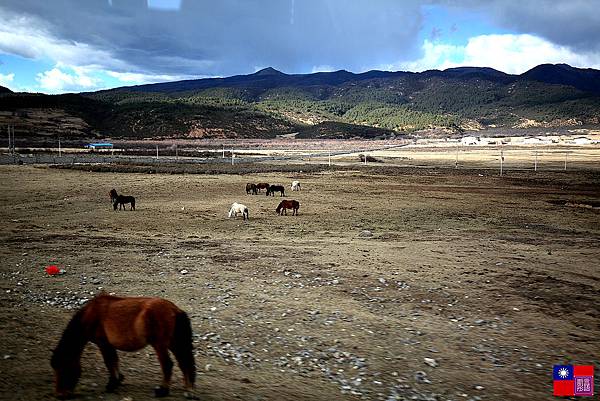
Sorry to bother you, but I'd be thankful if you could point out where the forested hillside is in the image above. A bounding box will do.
[1,64,599,139]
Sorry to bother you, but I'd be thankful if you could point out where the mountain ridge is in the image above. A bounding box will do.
[2,64,599,140]
[96,64,600,95]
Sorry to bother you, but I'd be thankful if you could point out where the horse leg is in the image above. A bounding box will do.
[153,346,173,397]
[98,342,124,392]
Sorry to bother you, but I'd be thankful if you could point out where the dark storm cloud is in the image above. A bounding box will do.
[441,0,600,52]
[0,0,425,76]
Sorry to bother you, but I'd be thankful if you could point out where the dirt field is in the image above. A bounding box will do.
[0,164,599,401]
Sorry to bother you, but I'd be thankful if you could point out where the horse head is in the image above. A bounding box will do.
[109,189,118,203]
[50,309,87,398]
[51,349,82,399]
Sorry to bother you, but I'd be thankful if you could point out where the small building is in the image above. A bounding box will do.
[573,137,591,145]
[85,143,113,150]
[461,136,479,146]
[523,137,551,145]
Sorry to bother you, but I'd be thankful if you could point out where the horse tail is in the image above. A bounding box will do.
[244,207,249,220]
[172,311,196,385]
[131,197,135,211]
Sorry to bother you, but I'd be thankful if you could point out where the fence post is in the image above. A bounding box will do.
[455,143,459,169]
[534,147,538,172]
[328,150,331,167]
[499,147,504,176]
[231,150,234,165]
[156,145,159,160]
[564,152,568,171]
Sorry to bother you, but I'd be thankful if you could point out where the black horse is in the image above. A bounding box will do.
[267,185,285,197]
[110,189,136,211]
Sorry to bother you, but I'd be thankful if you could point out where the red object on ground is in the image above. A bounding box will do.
[45,265,60,275]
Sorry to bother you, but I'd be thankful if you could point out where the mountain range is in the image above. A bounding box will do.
[1,63,599,140]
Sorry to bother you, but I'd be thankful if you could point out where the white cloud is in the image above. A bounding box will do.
[461,34,600,73]
[392,34,600,74]
[36,65,101,93]
[0,9,129,72]
[106,71,197,85]
[0,72,15,87]
[311,65,335,73]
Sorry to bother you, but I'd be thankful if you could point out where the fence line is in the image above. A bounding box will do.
[1,144,599,172]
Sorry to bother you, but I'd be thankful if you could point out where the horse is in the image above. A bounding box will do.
[111,189,136,211]
[228,202,249,220]
[245,183,257,195]
[267,185,285,197]
[50,293,196,399]
[276,200,300,216]
[291,181,301,191]
[109,189,118,203]
[255,183,270,193]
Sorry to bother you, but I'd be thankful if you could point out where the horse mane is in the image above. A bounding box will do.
[51,306,89,369]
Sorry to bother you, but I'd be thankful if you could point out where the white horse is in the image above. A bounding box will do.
[291,180,301,191]
[228,202,249,220]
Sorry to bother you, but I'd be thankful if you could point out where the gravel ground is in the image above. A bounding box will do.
[0,164,599,401]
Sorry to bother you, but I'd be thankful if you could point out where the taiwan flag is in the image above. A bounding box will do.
[554,365,574,396]
[553,365,595,397]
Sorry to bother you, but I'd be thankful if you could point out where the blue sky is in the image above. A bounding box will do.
[1,0,599,94]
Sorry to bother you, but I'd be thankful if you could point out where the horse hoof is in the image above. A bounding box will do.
[106,376,123,392]
[154,386,170,397]
[184,391,200,400]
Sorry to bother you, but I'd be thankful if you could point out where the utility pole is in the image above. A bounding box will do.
[499,146,504,176]
[328,150,331,167]
[156,144,159,160]
[7,125,15,154]
[231,150,234,165]
[564,152,568,171]
[58,136,62,157]
[222,144,225,158]
[534,146,538,172]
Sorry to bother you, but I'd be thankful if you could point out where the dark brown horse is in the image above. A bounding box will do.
[245,183,257,195]
[255,183,270,193]
[267,185,285,197]
[50,293,196,399]
[110,189,136,211]
[109,189,120,204]
[276,200,300,215]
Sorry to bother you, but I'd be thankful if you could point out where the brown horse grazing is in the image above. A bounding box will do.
[276,200,300,215]
[50,293,196,399]
[255,183,270,193]
[245,183,257,195]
